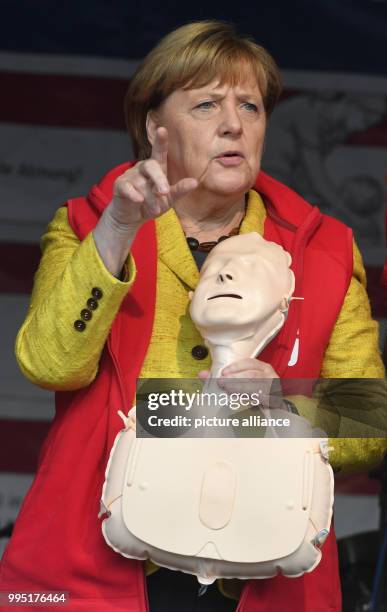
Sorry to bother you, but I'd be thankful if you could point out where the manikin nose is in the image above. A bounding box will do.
[218,273,234,283]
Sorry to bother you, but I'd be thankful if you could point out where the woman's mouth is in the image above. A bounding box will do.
[215,152,244,166]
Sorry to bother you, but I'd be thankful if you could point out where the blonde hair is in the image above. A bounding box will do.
[124,21,282,159]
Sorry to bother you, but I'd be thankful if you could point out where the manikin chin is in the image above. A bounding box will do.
[189,232,296,379]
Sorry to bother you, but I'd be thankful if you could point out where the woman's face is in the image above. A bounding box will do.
[147,69,266,198]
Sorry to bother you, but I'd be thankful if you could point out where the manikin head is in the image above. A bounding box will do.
[189,233,295,357]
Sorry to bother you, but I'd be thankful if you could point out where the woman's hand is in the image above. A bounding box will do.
[93,126,198,277]
[107,127,198,230]
[198,358,285,410]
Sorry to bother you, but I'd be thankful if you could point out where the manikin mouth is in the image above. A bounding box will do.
[207,293,242,300]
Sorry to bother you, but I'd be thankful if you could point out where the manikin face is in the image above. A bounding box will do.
[190,233,294,338]
[147,68,266,198]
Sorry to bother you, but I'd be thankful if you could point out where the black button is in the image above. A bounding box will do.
[81,308,92,321]
[191,345,208,360]
[74,320,86,332]
[87,298,99,310]
[91,287,103,299]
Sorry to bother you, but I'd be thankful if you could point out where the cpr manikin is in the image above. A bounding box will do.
[99,233,334,585]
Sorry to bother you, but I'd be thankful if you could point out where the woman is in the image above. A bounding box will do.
[0,20,386,612]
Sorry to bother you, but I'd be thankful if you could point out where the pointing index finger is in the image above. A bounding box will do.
[151,127,168,172]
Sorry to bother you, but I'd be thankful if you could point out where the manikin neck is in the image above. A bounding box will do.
[205,313,285,391]
[202,311,286,385]
[207,341,258,380]
[202,337,262,398]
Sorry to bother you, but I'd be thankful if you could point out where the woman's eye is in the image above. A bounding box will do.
[242,103,258,112]
[195,101,215,110]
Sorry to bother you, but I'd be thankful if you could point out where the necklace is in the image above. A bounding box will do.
[186,226,241,252]
[185,208,246,253]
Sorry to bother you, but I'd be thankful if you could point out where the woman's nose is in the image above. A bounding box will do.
[218,105,243,135]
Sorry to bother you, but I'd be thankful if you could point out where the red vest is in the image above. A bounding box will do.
[0,164,352,611]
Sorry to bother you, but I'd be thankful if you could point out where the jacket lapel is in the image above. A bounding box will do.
[156,207,200,290]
